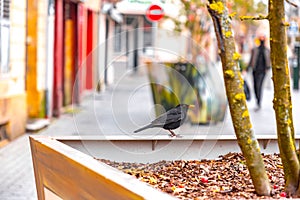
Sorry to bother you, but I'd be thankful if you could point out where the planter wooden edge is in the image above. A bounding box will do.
[29,136,177,200]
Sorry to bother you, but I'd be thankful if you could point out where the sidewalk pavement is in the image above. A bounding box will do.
[1,62,300,199]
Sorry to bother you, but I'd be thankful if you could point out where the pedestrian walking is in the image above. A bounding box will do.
[248,35,271,111]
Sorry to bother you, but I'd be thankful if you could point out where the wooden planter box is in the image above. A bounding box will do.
[30,135,286,199]
[29,136,177,200]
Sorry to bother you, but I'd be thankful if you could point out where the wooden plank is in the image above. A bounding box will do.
[29,136,176,200]
[30,136,46,200]
[53,134,300,141]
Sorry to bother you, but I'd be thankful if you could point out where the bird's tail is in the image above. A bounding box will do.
[134,124,152,133]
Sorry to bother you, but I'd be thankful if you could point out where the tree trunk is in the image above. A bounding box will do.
[268,0,300,195]
[207,0,270,196]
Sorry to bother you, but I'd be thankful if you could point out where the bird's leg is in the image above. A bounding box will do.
[168,130,177,137]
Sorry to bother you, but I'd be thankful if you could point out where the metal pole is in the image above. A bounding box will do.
[104,17,109,84]
[294,44,300,90]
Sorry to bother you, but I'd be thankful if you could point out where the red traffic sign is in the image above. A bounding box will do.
[146,4,164,22]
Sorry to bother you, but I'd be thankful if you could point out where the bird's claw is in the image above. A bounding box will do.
[168,134,182,138]
[168,130,177,137]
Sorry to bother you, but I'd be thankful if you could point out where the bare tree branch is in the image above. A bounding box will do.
[286,0,298,8]
[240,14,269,21]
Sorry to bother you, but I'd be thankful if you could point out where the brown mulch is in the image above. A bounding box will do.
[97,153,288,199]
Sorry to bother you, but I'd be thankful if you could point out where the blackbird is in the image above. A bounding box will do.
[134,104,193,137]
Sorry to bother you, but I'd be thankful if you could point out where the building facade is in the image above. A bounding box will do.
[0,0,27,140]
[0,0,102,141]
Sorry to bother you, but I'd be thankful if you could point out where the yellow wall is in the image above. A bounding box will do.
[26,0,48,118]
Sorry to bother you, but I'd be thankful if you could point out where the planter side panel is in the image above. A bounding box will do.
[29,136,150,200]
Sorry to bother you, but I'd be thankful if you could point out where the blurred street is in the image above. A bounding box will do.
[1,61,300,199]
[1,0,300,198]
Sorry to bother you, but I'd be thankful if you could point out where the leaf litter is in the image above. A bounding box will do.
[98,152,287,199]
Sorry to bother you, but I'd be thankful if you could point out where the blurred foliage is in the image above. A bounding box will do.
[165,0,268,41]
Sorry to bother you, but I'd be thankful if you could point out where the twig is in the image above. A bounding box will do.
[286,0,298,8]
[240,14,269,21]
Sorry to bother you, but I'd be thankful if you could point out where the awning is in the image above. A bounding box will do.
[102,3,124,23]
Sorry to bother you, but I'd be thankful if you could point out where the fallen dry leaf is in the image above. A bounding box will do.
[98,153,288,199]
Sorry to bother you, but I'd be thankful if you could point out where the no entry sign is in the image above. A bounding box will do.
[146,4,164,22]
